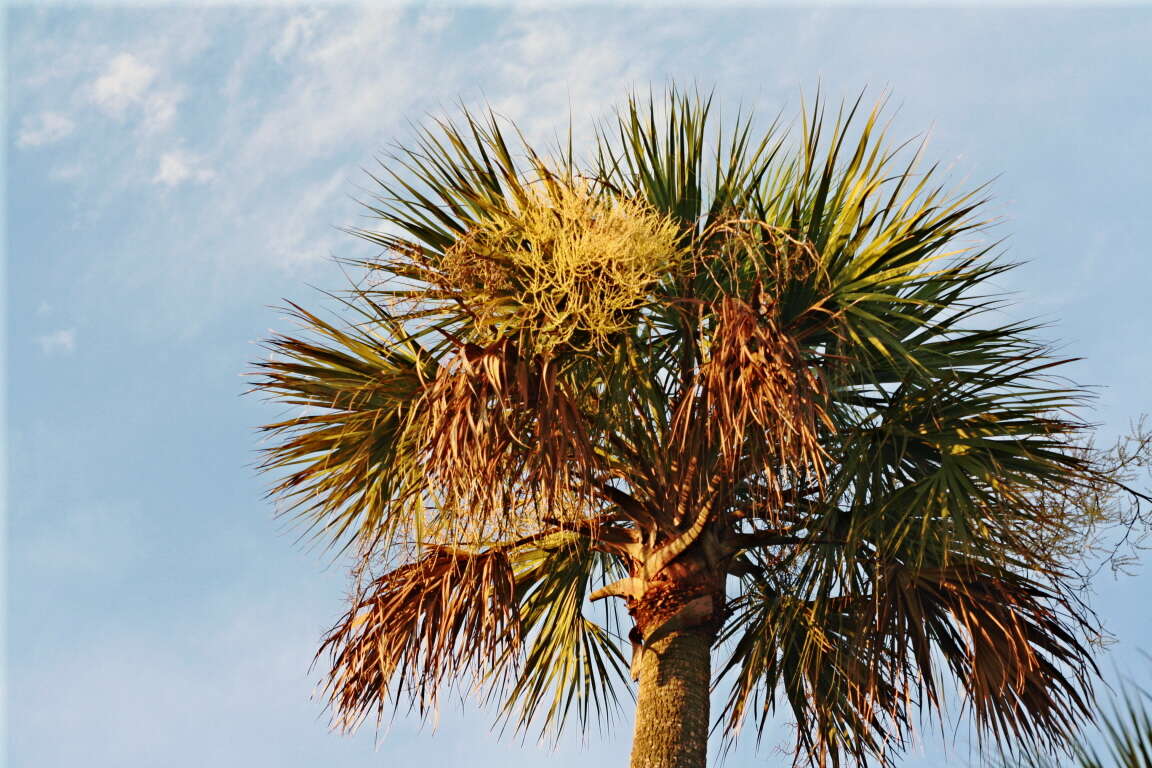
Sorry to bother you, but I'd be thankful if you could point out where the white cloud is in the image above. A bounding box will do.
[36,328,76,356]
[91,53,155,115]
[266,169,349,272]
[482,15,657,148]
[90,52,181,132]
[17,111,75,148]
[153,150,216,187]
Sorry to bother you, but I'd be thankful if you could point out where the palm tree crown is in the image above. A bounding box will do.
[254,90,1114,767]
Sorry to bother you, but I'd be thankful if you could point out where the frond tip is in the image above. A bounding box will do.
[319,547,520,730]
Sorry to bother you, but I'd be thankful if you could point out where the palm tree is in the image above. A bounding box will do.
[253,90,1127,768]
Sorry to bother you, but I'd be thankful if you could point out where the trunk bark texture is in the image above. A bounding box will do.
[629,628,712,768]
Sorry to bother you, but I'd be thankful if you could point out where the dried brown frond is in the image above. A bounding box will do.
[414,337,598,536]
[318,547,520,731]
[702,295,830,512]
[722,553,1097,768]
[872,560,1096,753]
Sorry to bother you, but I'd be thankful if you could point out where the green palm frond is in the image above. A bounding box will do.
[255,299,433,551]
[495,537,631,738]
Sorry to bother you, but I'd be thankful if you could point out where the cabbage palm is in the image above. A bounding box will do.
[254,91,1115,768]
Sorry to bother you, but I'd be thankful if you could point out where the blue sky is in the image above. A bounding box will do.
[6,5,1152,768]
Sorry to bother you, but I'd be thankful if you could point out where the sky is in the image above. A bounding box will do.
[5,5,1152,768]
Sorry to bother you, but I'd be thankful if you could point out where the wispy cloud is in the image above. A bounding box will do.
[236,9,407,165]
[142,90,181,133]
[271,9,326,62]
[481,13,670,148]
[90,52,181,132]
[49,163,85,182]
[36,328,76,356]
[264,169,349,272]
[153,150,215,187]
[416,9,454,35]
[17,111,75,148]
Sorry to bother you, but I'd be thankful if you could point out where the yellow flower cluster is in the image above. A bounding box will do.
[443,181,682,355]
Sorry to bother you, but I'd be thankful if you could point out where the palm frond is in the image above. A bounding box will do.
[254,300,431,552]
[494,537,631,738]
[721,554,1096,766]
[992,671,1152,768]
[318,546,520,730]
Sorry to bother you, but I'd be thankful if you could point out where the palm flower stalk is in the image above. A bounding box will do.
[253,90,1137,768]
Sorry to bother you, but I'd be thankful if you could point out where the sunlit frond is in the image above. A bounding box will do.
[992,671,1152,768]
[721,554,1096,766]
[254,301,432,551]
[319,547,520,729]
[494,537,631,737]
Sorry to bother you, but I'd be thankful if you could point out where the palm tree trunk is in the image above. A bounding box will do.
[629,628,712,768]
